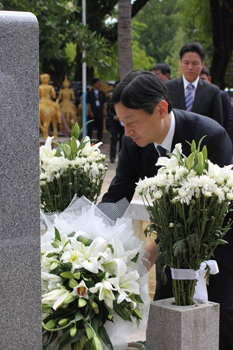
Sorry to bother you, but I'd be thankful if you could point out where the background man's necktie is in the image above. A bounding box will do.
[185,83,195,111]
[157,145,167,157]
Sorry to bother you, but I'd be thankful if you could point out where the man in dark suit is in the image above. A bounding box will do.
[165,43,223,126]
[107,81,124,163]
[102,70,233,350]
[152,63,171,82]
[200,65,232,131]
[86,78,107,142]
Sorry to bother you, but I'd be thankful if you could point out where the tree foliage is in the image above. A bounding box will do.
[1,0,232,87]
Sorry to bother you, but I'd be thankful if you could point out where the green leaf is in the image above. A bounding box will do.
[216,239,228,245]
[195,163,204,175]
[197,135,207,152]
[77,235,93,246]
[83,338,93,350]
[96,271,106,282]
[68,231,76,237]
[69,278,78,288]
[71,123,80,139]
[173,240,186,256]
[131,252,139,263]
[55,227,61,242]
[55,149,63,157]
[202,145,208,161]
[71,135,78,157]
[197,152,203,165]
[113,302,132,322]
[191,139,196,153]
[98,325,113,350]
[75,311,84,322]
[185,152,195,170]
[45,319,56,329]
[60,271,73,279]
[132,308,143,320]
[134,294,144,304]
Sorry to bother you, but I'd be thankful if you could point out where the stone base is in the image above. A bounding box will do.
[146,298,219,350]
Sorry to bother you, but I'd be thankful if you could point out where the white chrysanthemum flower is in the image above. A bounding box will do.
[227,193,233,201]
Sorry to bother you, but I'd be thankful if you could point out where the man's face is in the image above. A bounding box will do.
[200,73,211,83]
[152,69,169,82]
[180,52,204,83]
[94,81,101,89]
[114,101,170,147]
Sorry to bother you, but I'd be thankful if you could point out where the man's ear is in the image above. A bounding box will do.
[158,100,168,118]
[208,76,212,83]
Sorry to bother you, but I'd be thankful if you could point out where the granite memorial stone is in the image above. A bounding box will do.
[0,11,41,350]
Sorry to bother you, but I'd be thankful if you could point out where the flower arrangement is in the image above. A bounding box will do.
[41,198,148,350]
[40,123,108,213]
[136,138,233,306]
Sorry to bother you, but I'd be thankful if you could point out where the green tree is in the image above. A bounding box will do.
[133,0,180,65]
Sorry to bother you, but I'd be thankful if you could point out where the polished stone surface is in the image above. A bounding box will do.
[0,11,41,350]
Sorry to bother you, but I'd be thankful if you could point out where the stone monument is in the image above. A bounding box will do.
[0,11,41,350]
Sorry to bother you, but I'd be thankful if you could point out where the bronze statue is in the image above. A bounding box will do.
[39,73,61,139]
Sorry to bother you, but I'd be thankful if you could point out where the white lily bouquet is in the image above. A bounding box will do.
[40,123,108,213]
[136,138,233,306]
[41,197,149,350]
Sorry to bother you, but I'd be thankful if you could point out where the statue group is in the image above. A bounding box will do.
[39,74,85,139]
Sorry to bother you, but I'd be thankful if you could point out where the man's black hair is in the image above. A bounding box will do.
[110,70,172,113]
[92,78,100,86]
[200,65,210,77]
[152,63,171,76]
[179,43,206,62]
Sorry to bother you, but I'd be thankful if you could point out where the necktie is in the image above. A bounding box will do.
[185,83,195,111]
[157,145,167,157]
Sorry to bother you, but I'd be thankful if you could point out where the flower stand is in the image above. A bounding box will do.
[146,298,219,350]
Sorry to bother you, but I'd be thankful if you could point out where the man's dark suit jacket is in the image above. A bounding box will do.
[102,109,233,273]
[220,90,232,130]
[165,77,223,126]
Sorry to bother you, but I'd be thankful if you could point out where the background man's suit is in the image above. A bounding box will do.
[102,109,233,350]
[86,88,106,141]
[165,77,223,126]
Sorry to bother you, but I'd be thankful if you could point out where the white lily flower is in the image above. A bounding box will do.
[109,260,140,307]
[156,156,179,169]
[89,276,118,308]
[81,136,103,157]
[42,286,74,310]
[40,136,55,159]
[61,236,107,274]
[41,272,62,292]
[72,280,89,299]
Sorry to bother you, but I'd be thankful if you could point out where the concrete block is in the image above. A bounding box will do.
[146,298,219,350]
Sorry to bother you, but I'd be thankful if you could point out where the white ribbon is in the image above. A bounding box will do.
[171,268,198,280]
[171,260,219,301]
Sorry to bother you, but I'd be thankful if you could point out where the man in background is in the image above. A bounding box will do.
[200,65,232,131]
[87,78,107,142]
[152,63,170,82]
[107,80,124,163]
[165,42,223,126]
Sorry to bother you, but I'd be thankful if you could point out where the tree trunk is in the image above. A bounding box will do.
[210,0,233,89]
[118,0,133,79]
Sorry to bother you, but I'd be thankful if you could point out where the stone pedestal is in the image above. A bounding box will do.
[0,11,40,350]
[146,298,219,350]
